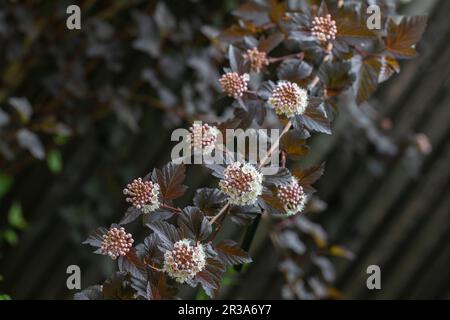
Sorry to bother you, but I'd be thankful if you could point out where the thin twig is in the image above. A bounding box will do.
[210,203,230,225]
[268,52,304,63]
[161,203,182,213]
[259,120,292,168]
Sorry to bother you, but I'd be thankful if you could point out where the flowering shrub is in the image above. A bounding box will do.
[76,0,426,300]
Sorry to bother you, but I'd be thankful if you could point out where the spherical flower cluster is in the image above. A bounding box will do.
[100,227,134,260]
[163,239,206,283]
[219,162,263,206]
[123,178,160,213]
[244,47,269,73]
[187,122,220,154]
[277,178,308,216]
[219,72,249,98]
[311,14,337,42]
[269,81,308,118]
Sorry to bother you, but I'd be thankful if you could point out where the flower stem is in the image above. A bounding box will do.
[161,204,182,213]
[259,120,292,168]
[210,202,230,225]
[268,52,304,63]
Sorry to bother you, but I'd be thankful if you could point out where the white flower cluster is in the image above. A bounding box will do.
[163,239,206,283]
[311,14,337,42]
[100,227,134,260]
[187,122,220,154]
[277,178,308,216]
[269,81,308,118]
[123,178,160,213]
[244,47,269,73]
[219,72,249,98]
[219,162,263,206]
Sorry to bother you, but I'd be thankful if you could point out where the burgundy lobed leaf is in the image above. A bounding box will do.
[118,249,146,281]
[263,167,292,186]
[293,162,325,193]
[152,162,188,202]
[82,226,108,249]
[215,239,252,266]
[178,206,212,242]
[147,220,181,251]
[257,31,284,53]
[385,16,427,59]
[229,204,261,226]
[102,272,136,300]
[119,207,143,225]
[280,129,310,159]
[295,102,331,135]
[190,257,226,299]
[74,285,103,300]
[193,188,228,216]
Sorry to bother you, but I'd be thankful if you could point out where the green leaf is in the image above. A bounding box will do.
[386,16,427,59]
[53,133,70,145]
[195,287,209,300]
[0,173,13,198]
[8,202,27,230]
[221,267,237,286]
[3,229,18,245]
[0,294,11,300]
[46,149,63,174]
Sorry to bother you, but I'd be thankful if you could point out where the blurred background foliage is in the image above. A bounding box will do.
[0,0,448,299]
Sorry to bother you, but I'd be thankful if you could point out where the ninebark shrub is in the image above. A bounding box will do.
[76,0,426,300]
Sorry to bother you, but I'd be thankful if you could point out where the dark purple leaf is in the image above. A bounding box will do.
[82,227,108,248]
[263,167,292,186]
[385,16,427,58]
[178,206,212,242]
[215,239,252,266]
[277,59,312,82]
[119,207,142,225]
[74,285,103,300]
[193,188,227,216]
[293,163,325,193]
[102,272,136,300]
[190,258,226,298]
[152,162,188,202]
[118,249,146,280]
[147,221,180,251]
